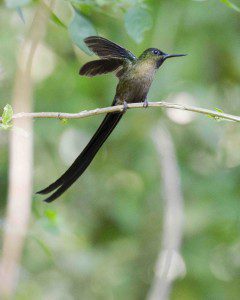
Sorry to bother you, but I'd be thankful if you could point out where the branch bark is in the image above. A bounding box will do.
[1,101,240,123]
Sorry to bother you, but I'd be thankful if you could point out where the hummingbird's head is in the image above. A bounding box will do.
[139,48,186,69]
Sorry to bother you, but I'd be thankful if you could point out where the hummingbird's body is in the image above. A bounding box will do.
[115,59,156,104]
[38,36,185,202]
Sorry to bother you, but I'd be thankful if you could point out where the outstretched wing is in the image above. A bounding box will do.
[79,58,123,77]
[84,36,137,62]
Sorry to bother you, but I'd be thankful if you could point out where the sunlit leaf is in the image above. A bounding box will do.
[43,209,60,234]
[207,108,225,121]
[60,118,68,124]
[44,209,57,223]
[68,9,97,54]
[77,3,94,15]
[50,11,67,28]
[124,7,153,43]
[220,0,240,12]
[1,104,13,129]
[215,107,224,113]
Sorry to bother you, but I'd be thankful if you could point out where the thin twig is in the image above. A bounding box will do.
[1,101,240,123]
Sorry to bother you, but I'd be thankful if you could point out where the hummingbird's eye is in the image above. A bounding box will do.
[153,49,159,55]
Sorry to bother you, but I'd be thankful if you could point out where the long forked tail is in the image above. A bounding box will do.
[37,112,123,202]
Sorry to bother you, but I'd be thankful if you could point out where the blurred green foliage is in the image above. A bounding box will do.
[220,0,240,13]
[0,0,240,299]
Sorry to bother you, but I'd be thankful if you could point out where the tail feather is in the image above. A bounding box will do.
[37,112,123,202]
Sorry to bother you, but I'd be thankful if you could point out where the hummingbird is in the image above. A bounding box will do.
[37,36,186,202]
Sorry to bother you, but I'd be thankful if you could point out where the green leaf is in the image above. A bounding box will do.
[215,107,224,113]
[50,11,67,28]
[124,7,153,43]
[207,108,224,121]
[5,0,30,9]
[207,114,220,120]
[220,0,240,12]
[43,209,60,235]
[76,3,94,16]
[60,118,68,125]
[44,209,57,223]
[68,9,97,54]
[2,104,13,124]
[41,2,67,28]
[1,104,13,129]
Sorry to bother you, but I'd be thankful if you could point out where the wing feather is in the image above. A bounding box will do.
[79,59,124,77]
[84,36,136,62]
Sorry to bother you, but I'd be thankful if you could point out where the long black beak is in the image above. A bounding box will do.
[163,53,187,60]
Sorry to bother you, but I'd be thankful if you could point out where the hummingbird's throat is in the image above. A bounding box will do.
[134,60,157,77]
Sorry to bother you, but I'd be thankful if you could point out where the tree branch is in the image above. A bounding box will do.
[1,101,240,123]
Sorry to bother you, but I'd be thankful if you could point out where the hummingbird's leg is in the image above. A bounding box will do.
[143,99,149,108]
[123,100,128,113]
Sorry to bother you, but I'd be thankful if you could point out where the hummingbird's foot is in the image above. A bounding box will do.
[143,100,149,108]
[123,101,128,113]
